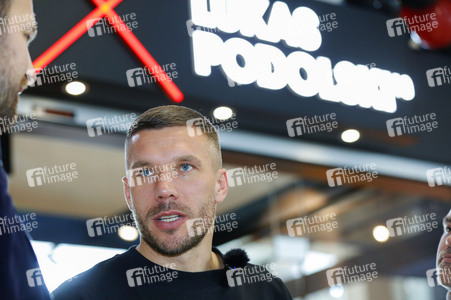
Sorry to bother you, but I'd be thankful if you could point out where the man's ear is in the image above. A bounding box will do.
[215,168,228,204]
[122,176,132,211]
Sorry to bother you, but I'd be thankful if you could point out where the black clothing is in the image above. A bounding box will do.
[52,246,293,300]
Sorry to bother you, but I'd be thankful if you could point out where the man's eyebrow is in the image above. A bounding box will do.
[176,155,202,166]
[130,160,152,170]
[443,216,451,225]
[130,155,202,170]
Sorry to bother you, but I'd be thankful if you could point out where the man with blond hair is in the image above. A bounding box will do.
[53,105,292,299]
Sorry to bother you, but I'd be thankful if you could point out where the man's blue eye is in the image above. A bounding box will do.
[180,164,193,172]
[141,168,153,177]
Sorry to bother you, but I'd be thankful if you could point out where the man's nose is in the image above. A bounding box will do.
[154,173,177,201]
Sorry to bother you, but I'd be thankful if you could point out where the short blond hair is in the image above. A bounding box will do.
[125,105,221,169]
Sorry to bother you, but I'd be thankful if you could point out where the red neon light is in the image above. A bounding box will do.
[33,0,184,103]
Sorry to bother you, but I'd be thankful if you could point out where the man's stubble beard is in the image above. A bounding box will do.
[133,192,217,257]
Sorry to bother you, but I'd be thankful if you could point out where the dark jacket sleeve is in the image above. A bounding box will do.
[0,162,50,300]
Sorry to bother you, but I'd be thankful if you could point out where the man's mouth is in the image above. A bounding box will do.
[443,254,451,263]
[438,252,451,266]
[158,215,183,222]
[153,211,187,230]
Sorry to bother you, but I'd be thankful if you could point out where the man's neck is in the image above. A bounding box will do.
[136,237,224,272]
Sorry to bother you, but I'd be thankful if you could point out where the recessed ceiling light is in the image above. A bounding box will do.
[118,225,139,241]
[329,284,344,298]
[65,81,87,96]
[341,129,360,143]
[213,106,234,120]
[372,225,389,242]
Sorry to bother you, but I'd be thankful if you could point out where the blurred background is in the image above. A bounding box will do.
[5,0,451,298]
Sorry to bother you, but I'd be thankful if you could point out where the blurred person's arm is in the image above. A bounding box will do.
[0,160,50,299]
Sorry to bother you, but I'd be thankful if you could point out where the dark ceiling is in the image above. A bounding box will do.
[25,0,451,166]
